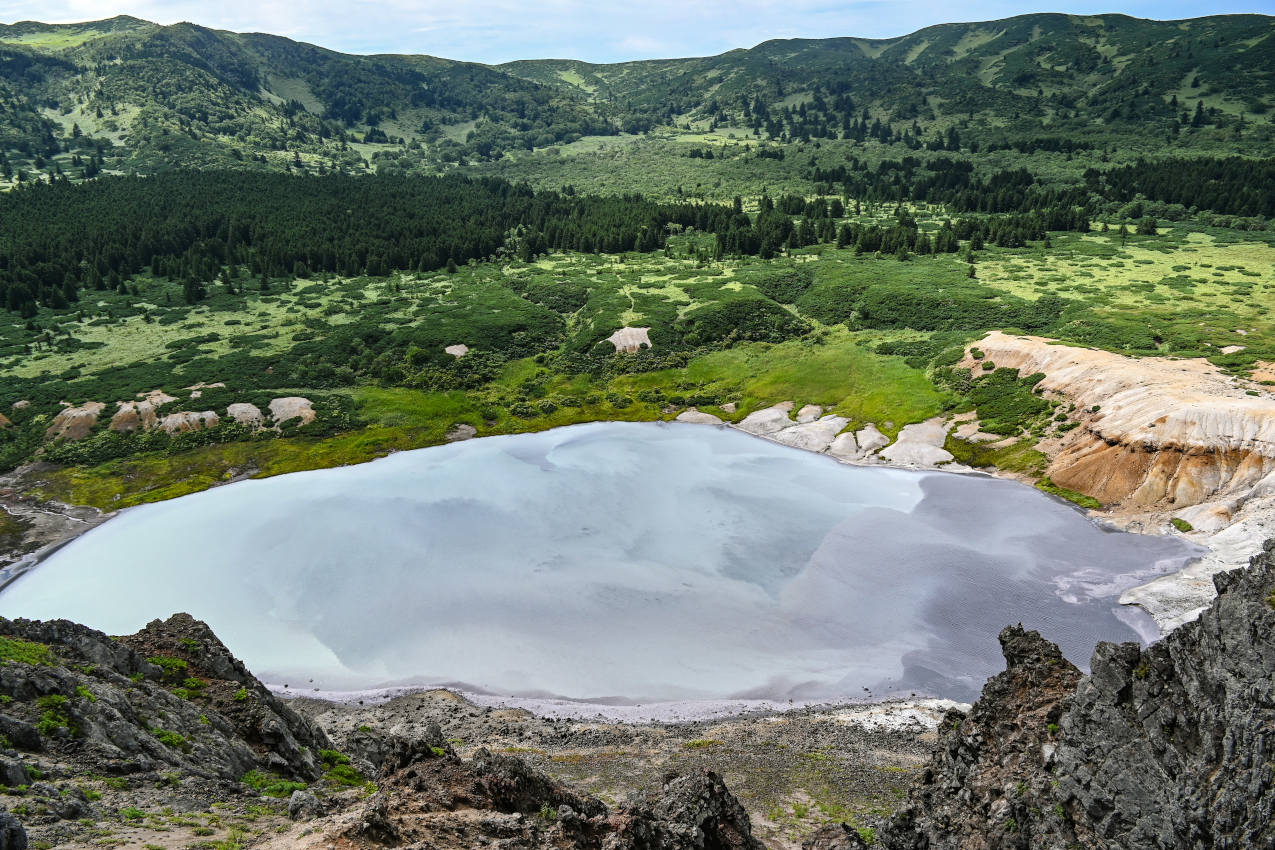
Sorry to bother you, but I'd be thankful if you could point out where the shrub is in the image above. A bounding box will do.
[318,749,349,767]
[36,694,73,736]
[323,764,365,787]
[1037,477,1102,510]
[1170,517,1194,533]
[0,636,53,666]
[147,656,188,680]
[966,368,1051,436]
[241,770,307,798]
[151,728,190,752]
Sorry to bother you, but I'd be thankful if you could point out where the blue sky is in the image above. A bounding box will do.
[1,0,1269,63]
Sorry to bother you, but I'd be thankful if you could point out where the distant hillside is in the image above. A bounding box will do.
[0,13,1271,182]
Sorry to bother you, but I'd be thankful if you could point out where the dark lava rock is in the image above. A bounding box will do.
[803,822,871,849]
[287,788,324,820]
[0,613,329,785]
[0,756,29,788]
[0,812,26,850]
[880,538,1275,850]
[346,738,763,849]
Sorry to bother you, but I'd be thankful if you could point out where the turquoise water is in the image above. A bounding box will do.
[0,422,1199,703]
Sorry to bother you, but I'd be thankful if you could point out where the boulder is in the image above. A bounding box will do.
[0,757,29,788]
[109,400,158,433]
[736,402,795,436]
[445,423,478,441]
[287,789,324,820]
[44,402,105,441]
[675,408,723,425]
[796,404,823,423]
[855,424,889,456]
[0,812,26,850]
[158,411,219,434]
[226,403,264,429]
[804,823,870,849]
[269,397,316,427]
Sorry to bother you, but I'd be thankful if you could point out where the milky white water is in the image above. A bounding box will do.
[0,422,1201,703]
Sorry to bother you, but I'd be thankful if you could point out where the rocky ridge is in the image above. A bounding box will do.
[3,613,848,849]
[879,538,1275,850]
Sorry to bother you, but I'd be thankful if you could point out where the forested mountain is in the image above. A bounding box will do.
[0,12,1271,179]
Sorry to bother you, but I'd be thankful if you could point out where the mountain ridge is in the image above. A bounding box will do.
[0,11,1270,179]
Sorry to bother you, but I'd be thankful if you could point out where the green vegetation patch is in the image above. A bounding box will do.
[241,770,307,798]
[1037,477,1103,510]
[0,635,54,666]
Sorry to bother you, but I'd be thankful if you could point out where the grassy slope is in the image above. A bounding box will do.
[16,211,1275,511]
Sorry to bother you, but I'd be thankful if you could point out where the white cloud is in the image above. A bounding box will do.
[0,0,1267,63]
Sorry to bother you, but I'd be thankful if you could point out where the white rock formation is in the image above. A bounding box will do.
[227,403,265,429]
[606,327,652,353]
[967,331,1275,508]
[445,344,470,358]
[269,397,316,427]
[736,402,796,436]
[879,420,954,467]
[158,411,219,434]
[110,400,160,433]
[675,409,723,425]
[45,402,106,440]
[796,404,823,423]
[772,415,851,452]
[855,425,890,456]
[827,432,861,461]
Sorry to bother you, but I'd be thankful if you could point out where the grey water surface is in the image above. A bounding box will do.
[0,421,1201,703]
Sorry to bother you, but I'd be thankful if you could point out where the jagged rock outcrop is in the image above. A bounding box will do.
[337,737,764,850]
[0,613,328,784]
[881,539,1275,850]
[967,332,1275,510]
[3,612,768,850]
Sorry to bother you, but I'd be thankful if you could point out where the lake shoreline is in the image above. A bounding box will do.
[0,413,1243,721]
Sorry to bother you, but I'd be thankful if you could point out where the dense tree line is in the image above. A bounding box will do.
[1093,156,1275,218]
[0,172,793,315]
[809,156,1092,216]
